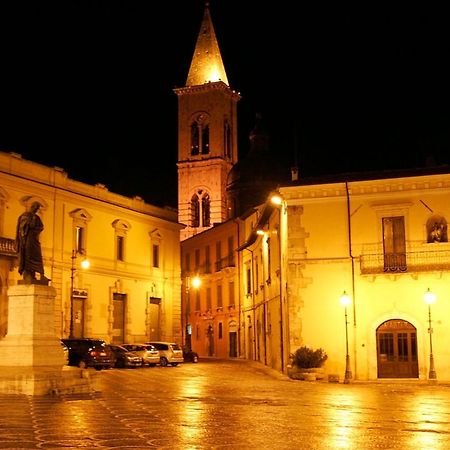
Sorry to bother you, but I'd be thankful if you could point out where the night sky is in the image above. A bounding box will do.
[1,1,449,208]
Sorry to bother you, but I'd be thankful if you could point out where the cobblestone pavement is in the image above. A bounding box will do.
[1,359,450,449]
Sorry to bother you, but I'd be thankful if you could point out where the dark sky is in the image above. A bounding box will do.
[1,1,449,208]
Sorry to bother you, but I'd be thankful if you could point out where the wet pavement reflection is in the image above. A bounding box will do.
[1,359,450,449]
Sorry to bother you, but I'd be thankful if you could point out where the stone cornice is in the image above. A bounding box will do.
[173,81,241,101]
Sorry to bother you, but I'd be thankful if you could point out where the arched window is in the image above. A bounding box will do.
[202,194,210,227]
[191,121,199,155]
[224,120,232,159]
[201,125,210,154]
[191,190,211,228]
[191,195,199,227]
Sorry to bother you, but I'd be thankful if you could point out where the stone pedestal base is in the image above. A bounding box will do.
[0,366,99,396]
[0,284,95,395]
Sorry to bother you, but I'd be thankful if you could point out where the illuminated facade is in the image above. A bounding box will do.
[181,219,240,358]
[175,3,240,241]
[0,151,182,344]
[239,169,450,380]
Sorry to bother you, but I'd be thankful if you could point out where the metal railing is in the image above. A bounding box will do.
[360,245,450,274]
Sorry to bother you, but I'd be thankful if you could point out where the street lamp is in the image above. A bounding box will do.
[340,291,352,384]
[424,288,437,380]
[184,275,201,349]
[69,250,90,338]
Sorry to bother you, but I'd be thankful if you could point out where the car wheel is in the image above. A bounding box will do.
[160,357,168,367]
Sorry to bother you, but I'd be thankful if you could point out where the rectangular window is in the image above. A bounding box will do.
[185,253,191,272]
[206,287,212,311]
[76,226,85,253]
[117,236,124,261]
[229,281,235,307]
[195,290,201,312]
[205,246,211,273]
[246,267,251,295]
[227,236,234,266]
[383,216,406,272]
[152,244,159,268]
[195,249,200,271]
[217,284,223,308]
[215,241,222,271]
[267,237,271,283]
[218,322,223,339]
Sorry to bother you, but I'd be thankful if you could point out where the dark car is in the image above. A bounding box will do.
[107,344,143,368]
[183,346,199,363]
[61,338,114,370]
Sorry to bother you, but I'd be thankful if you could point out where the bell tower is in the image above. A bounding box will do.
[175,2,240,241]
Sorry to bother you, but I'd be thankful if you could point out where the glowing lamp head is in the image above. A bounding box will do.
[270,193,283,206]
[424,288,436,305]
[191,276,201,289]
[80,258,90,270]
[340,291,351,307]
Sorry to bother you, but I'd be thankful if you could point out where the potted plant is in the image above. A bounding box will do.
[288,346,328,380]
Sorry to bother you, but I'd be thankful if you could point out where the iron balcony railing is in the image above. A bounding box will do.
[360,243,450,274]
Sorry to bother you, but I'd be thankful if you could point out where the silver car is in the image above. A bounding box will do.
[145,341,184,367]
[122,344,160,367]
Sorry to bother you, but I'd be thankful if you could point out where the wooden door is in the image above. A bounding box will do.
[377,319,418,378]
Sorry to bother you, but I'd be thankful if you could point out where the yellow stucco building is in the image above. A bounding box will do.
[0,151,182,344]
[238,169,450,380]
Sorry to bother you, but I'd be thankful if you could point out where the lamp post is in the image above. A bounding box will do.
[424,288,437,380]
[340,291,352,384]
[270,192,285,372]
[184,275,200,349]
[69,250,89,339]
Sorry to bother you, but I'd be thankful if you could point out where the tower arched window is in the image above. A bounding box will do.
[190,113,210,157]
[202,194,210,227]
[224,120,232,159]
[191,194,200,227]
[191,121,199,155]
[201,125,210,154]
[191,190,211,228]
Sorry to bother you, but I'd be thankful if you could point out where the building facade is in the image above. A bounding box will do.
[181,219,240,358]
[238,169,450,380]
[0,151,182,344]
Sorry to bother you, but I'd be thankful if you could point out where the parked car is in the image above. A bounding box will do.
[121,344,160,366]
[183,346,199,363]
[107,344,143,368]
[61,338,114,370]
[145,341,184,367]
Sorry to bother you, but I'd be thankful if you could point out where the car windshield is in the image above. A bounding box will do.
[171,344,181,350]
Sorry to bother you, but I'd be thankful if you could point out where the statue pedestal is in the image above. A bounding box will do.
[0,284,98,395]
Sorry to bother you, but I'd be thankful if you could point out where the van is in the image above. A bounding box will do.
[145,341,184,366]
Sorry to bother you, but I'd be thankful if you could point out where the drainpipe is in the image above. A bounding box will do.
[344,181,357,379]
[235,218,242,358]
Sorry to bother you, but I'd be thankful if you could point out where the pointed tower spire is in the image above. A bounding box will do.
[186,2,229,86]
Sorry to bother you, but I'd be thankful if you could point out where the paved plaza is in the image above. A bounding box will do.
[1,359,450,449]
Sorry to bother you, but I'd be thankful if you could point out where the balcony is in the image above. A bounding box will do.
[360,242,450,274]
[0,237,16,256]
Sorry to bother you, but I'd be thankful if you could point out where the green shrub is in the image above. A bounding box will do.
[291,346,328,369]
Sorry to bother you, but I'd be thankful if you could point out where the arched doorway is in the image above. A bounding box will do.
[376,319,418,378]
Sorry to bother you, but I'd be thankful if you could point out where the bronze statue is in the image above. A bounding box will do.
[15,201,49,285]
